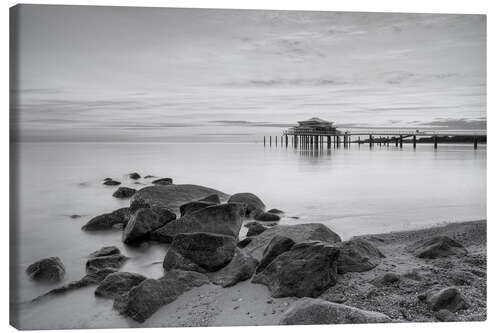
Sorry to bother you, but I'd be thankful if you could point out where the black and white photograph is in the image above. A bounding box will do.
[9,3,487,330]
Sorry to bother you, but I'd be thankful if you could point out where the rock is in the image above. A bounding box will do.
[245,223,342,260]
[228,192,266,217]
[198,194,221,204]
[179,201,216,217]
[129,172,141,180]
[114,269,210,323]
[335,239,385,274]
[424,287,469,312]
[151,207,176,225]
[151,204,244,243]
[407,236,468,259]
[435,309,457,322]
[89,246,121,258]
[70,214,81,219]
[256,235,295,274]
[82,207,131,231]
[280,298,392,325]
[95,272,147,299]
[131,184,229,213]
[252,241,340,297]
[86,254,127,273]
[103,177,112,182]
[152,177,173,185]
[246,222,267,237]
[254,211,280,222]
[122,208,173,244]
[103,179,121,186]
[237,238,253,248]
[129,198,151,213]
[144,175,155,179]
[267,208,284,214]
[370,273,400,287]
[26,257,65,282]
[163,232,237,272]
[210,249,259,287]
[112,187,137,199]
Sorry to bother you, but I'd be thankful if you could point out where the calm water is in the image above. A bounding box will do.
[12,142,486,329]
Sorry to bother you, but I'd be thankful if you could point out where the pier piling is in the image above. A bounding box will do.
[434,136,438,149]
[413,135,416,149]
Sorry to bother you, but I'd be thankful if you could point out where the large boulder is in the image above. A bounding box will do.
[407,236,468,259]
[86,254,128,273]
[95,272,147,299]
[336,239,385,274]
[114,269,210,323]
[151,203,244,243]
[112,187,137,199]
[252,241,340,297]
[424,287,469,312]
[82,207,131,231]
[209,249,259,287]
[244,223,342,260]
[179,201,216,217]
[163,232,237,273]
[122,208,175,244]
[280,298,392,325]
[228,192,265,217]
[254,211,280,222]
[130,184,229,213]
[256,235,295,274]
[26,257,65,282]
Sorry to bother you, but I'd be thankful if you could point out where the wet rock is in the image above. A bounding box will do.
[237,237,253,248]
[254,211,280,222]
[152,177,173,185]
[336,239,385,274]
[280,298,392,325]
[244,223,342,260]
[228,192,266,217]
[210,249,259,287]
[26,257,65,282]
[198,194,221,204]
[424,287,469,312]
[144,175,155,178]
[103,177,112,182]
[179,200,216,217]
[129,172,141,180]
[256,235,295,274]
[114,269,210,323]
[246,222,267,237]
[252,241,340,297]
[82,207,131,231]
[89,246,121,258]
[151,203,244,243]
[103,179,121,186]
[435,309,457,322]
[267,208,284,214]
[122,208,174,244]
[95,272,147,299]
[370,273,400,287]
[408,236,468,259]
[151,207,177,225]
[70,214,81,219]
[86,254,127,274]
[112,187,137,199]
[163,232,237,273]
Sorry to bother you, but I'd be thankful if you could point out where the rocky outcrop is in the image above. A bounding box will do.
[95,272,147,299]
[112,187,137,199]
[252,241,340,297]
[256,235,295,274]
[423,287,469,312]
[122,208,175,244]
[254,211,280,222]
[246,222,267,237]
[26,257,65,282]
[244,223,342,260]
[228,192,265,216]
[152,177,173,185]
[336,239,385,274]
[86,254,127,273]
[151,204,244,243]
[209,249,259,287]
[82,207,131,231]
[130,184,229,213]
[89,246,121,258]
[280,298,392,325]
[407,236,468,259]
[129,172,141,180]
[180,201,216,217]
[103,179,121,186]
[163,232,237,273]
[114,269,210,323]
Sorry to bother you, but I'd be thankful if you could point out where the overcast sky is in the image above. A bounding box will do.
[13,5,486,142]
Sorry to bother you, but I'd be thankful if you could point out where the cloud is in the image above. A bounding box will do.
[417,118,486,129]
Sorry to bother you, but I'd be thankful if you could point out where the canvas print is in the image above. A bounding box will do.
[10,4,486,330]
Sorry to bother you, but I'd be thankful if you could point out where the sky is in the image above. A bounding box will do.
[12,5,486,142]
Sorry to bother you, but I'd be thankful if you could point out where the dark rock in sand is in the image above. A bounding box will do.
[152,177,173,185]
[267,208,284,214]
[252,241,340,297]
[180,200,216,217]
[435,309,458,322]
[246,222,267,237]
[114,269,210,323]
[89,246,121,258]
[26,257,65,282]
[424,286,469,312]
[103,179,121,186]
[112,187,137,199]
[210,249,259,287]
[86,254,127,274]
[244,223,342,260]
[129,172,141,180]
[228,192,266,217]
[95,272,147,299]
[151,203,244,243]
[122,208,174,244]
[370,273,400,287]
[336,239,385,274]
[280,298,392,325]
[237,237,253,248]
[254,211,280,222]
[407,236,468,259]
[163,232,236,273]
[256,235,295,274]
[131,184,229,213]
[82,207,131,231]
